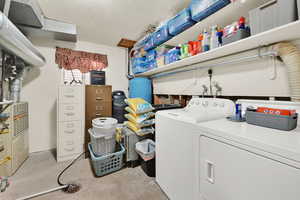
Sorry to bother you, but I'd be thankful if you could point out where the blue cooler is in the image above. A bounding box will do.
[168,8,196,36]
[190,0,231,22]
[153,26,173,46]
[129,77,152,103]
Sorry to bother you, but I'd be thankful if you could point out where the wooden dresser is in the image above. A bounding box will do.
[85,85,112,152]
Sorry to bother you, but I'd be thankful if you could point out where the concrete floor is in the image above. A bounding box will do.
[1,151,168,200]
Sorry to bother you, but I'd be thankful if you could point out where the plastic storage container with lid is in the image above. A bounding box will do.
[143,36,155,51]
[249,0,298,35]
[168,8,195,36]
[89,128,116,156]
[190,0,231,22]
[145,49,157,62]
[153,25,173,46]
[131,57,149,74]
[92,117,118,136]
[165,47,181,65]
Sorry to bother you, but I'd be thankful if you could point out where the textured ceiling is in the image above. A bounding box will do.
[37,0,191,46]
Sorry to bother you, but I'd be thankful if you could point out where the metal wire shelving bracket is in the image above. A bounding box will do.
[150,48,279,79]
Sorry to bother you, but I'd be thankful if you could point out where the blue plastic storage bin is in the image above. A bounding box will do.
[165,47,181,65]
[146,50,157,62]
[168,8,196,36]
[144,36,155,51]
[131,57,149,74]
[147,60,157,71]
[190,0,230,22]
[153,26,173,46]
[129,77,152,103]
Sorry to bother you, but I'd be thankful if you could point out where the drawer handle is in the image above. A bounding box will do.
[65,141,74,145]
[0,145,4,152]
[66,106,75,110]
[206,160,215,184]
[95,113,102,117]
[65,112,75,116]
[64,147,75,152]
[96,89,103,94]
[66,123,75,128]
[64,130,75,134]
[96,97,104,101]
[65,95,75,98]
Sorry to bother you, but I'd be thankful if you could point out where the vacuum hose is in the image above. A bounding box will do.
[274,42,300,102]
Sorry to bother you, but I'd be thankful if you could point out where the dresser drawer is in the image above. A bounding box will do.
[59,86,83,103]
[59,104,82,121]
[86,85,112,103]
[86,102,112,118]
[58,138,83,157]
[59,121,83,141]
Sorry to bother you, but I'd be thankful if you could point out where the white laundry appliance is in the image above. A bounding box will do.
[156,98,300,200]
[197,100,300,200]
[155,97,235,200]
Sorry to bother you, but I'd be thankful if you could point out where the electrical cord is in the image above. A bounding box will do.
[57,151,87,186]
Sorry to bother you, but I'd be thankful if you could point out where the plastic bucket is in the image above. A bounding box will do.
[92,117,118,136]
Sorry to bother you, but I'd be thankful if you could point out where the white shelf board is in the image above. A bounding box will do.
[135,20,300,77]
[0,100,13,105]
[167,0,270,46]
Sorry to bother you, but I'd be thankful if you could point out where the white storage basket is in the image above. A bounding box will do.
[89,128,116,156]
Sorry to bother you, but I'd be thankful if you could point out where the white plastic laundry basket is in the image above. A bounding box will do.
[89,128,116,156]
[92,117,118,136]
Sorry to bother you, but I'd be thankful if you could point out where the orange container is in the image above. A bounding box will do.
[256,107,296,116]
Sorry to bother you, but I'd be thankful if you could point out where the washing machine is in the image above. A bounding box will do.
[155,98,235,200]
[197,100,300,200]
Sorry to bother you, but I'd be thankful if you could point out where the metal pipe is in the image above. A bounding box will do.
[151,51,278,79]
[16,185,68,200]
[3,0,11,16]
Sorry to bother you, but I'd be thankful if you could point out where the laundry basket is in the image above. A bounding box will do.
[89,128,116,156]
[88,143,125,177]
[92,117,118,136]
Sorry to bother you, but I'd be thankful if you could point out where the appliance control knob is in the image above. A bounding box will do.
[213,102,218,107]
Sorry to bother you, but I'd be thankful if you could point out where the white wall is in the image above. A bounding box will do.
[153,43,299,97]
[21,38,128,153]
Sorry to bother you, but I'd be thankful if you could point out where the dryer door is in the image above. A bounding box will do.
[199,136,300,200]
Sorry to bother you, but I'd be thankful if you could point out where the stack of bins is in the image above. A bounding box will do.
[88,117,125,176]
